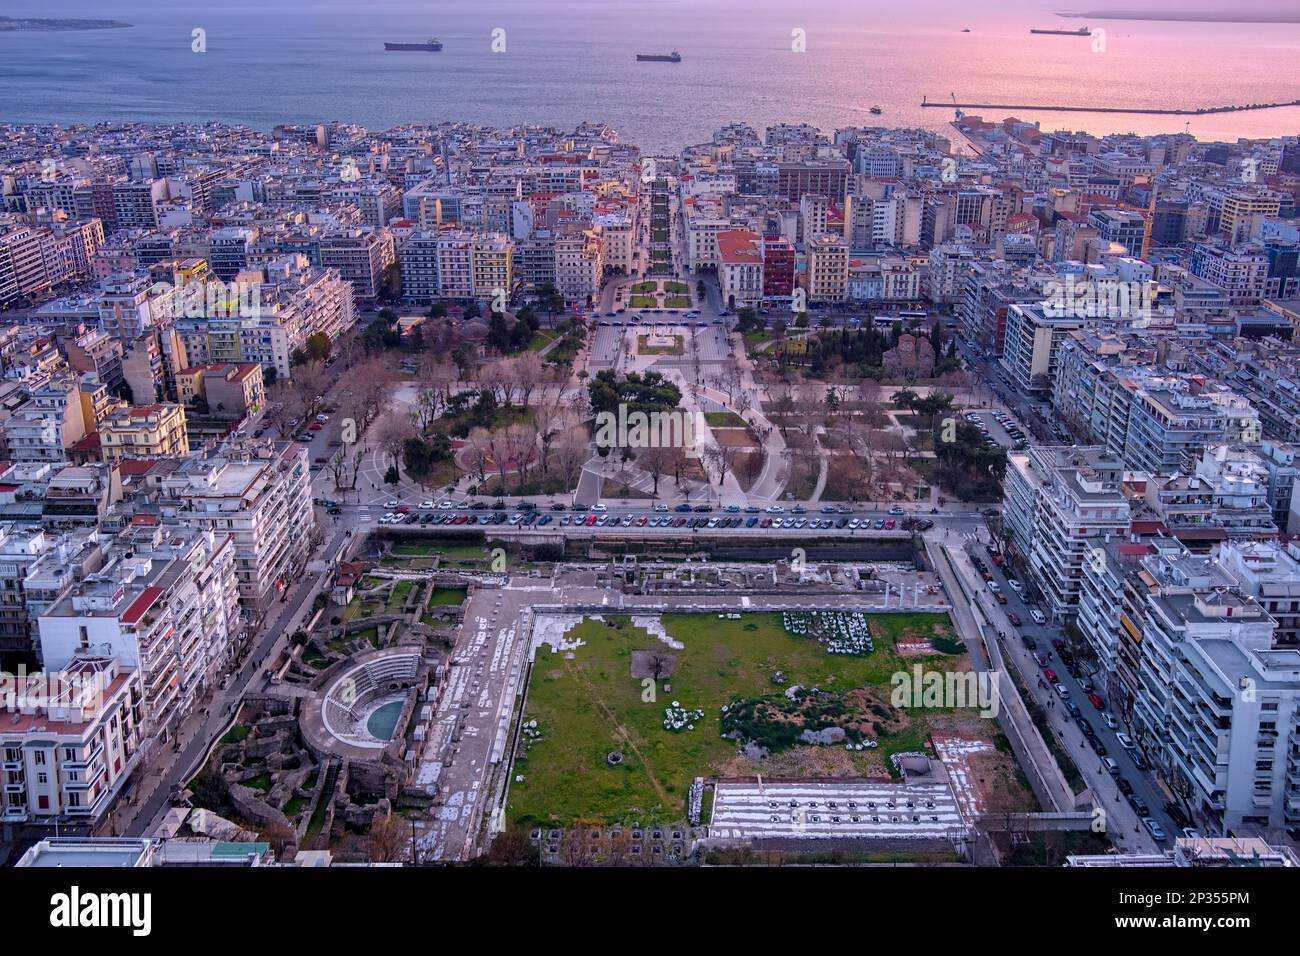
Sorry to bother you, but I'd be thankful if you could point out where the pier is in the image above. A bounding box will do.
[921,97,1300,116]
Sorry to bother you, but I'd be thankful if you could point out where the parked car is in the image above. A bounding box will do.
[1007,612,1022,627]
[1029,609,1047,625]
[1143,817,1168,841]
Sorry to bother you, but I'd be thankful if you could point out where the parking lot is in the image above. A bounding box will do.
[373,500,936,536]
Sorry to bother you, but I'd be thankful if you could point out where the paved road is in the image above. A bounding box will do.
[951,539,1178,850]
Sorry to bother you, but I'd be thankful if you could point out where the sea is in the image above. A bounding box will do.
[2,0,1300,151]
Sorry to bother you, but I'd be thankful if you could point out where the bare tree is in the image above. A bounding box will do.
[377,412,417,474]
[464,427,493,486]
[502,422,538,492]
[552,428,590,491]
[367,813,405,863]
[638,444,674,498]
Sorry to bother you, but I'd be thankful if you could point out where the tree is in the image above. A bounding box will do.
[377,412,417,473]
[637,444,674,498]
[305,332,332,363]
[552,428,589,490]
[367,813,405,863]
[464,427,494,486]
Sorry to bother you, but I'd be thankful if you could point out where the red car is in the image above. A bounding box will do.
[1043,668,1057,682]
[1088,693,1105,710]
[991,554,1005,567]
[1051,639,1067,651]
[584,514,598,526]
[309,422,323,430]
[394,505,411,514]
[1006,612,1022,626]
[884,519,896,530]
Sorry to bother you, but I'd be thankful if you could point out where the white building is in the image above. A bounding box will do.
[38,523,238,745]
[161,440,314,623]
[1003,446,1131,621]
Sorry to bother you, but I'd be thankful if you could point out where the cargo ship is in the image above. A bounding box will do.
[1029,26,1091,35]
[636,50,681,62]
[384,37,443,51]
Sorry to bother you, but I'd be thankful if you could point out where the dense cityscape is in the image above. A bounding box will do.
[0,12,1297,928]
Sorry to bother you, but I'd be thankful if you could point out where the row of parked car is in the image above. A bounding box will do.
[1020,633,1185,843]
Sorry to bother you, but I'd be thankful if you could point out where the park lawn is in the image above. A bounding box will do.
[508,611,961,827]
[636,334,684,356]
[525,330,558,353]
[663,296,691,309]
[663,281,689,294]
[631,281,659,294]
[629,295,657,309]
[704,411,747,427]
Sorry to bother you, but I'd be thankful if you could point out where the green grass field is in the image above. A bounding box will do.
[631,281,659,294]
[663,296,691,309]
[427,586,468,606]
[508,611,962,827]
[629,295,657,309]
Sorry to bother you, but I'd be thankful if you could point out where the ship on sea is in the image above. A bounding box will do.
[636,50,681,62]
[1029,26,1090,35]
[869,105,883,115]
[384,37,443,51]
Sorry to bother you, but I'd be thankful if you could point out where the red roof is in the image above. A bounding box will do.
[121,586,164,625]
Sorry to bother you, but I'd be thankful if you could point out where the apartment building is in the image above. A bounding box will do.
[1191,444,1279,540]
[0,223,57,308]
[38,523,239,745]
[1123,387,1229,475]
[553,229,603,305]
[160,440,314,622]
[1079,539,1300,833]
[776,159,849,203]
[318,227,395,303]
[999,303,1083,396]
[717,230,764,310]
[98,404,189,464]
[2,376,90,465]
[174,363,265,421]
[1191,241,1268,306]
[1003,445,1131,621]
[761,236,795,303]
[470,234,515,299]
[396,231,441,304]
[1088,208,1149,258]
[1216,539,1300,648]
[806,234,849,303]
[1,655,142,828]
